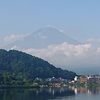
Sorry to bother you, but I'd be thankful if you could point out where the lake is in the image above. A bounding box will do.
[0,86,100,100]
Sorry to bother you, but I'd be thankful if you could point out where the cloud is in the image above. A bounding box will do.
[0,33,30,49]
[38,32,47,39]
[85,38,100,48]
[10,45,21,50]
[23,42,91,58]
[86,38,100,43]
[22,42,100,71]
[97,47,100,52]
[4,34,28,42]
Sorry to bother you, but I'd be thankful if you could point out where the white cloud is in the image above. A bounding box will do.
[86,38,100,43]
[23,42,91,58]
[0,33,30,48]
[38,32,47,39]
[4,34,26,42]
[22,42,100,70]
[4,33,31,43]
[97,47,100,53]
[10,45,21,50]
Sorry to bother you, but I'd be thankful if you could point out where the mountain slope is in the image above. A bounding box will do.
[0,49,76,82]
[6,27,80,49]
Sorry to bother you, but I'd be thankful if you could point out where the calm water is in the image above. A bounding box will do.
[0,87,100,100]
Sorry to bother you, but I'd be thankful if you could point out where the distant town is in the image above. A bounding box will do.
[33,74,100,88]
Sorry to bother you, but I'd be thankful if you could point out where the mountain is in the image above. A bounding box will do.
[0,49,76,85]
[6,27,80,49]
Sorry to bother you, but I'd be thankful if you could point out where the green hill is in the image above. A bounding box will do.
[0,49,76,85]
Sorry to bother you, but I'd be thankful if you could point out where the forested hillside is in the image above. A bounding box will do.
[0,49,76,85]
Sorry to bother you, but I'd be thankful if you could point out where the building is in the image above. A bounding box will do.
[79,76,88,84]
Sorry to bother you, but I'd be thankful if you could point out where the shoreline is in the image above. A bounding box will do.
[0,85,40,89]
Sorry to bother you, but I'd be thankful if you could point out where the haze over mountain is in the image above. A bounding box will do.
[5,27,80,49]
[1,27,100,75]
[0,1,100,75]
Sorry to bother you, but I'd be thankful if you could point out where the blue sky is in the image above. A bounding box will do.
[0,0,100,41]
[0,0,100,74]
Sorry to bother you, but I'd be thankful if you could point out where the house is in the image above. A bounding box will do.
[54,83,60,87]
[79,76,88,84]
[87,74,100,83]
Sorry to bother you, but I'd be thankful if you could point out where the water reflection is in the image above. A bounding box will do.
[69,86,100,95]
[0,87,100,100]
[0,87,75,100]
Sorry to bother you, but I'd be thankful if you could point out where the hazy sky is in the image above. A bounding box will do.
[0,0,100,74]
[0,0,100,41]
